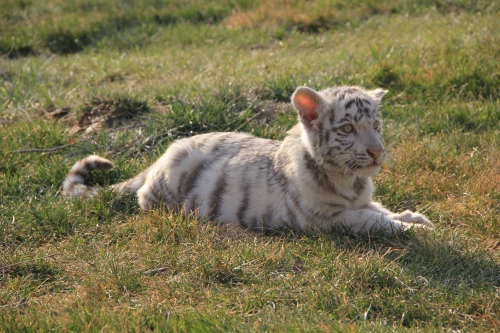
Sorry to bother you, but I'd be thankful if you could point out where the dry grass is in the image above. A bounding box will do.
[1,0,500,331]
[223,0,391,31]
[380,133,500,236]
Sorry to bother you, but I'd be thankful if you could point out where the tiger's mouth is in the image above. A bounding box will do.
[357,161,379,169]
[328,158,381,171]
[346,161,379,170]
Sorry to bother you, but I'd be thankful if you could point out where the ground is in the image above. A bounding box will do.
[1,0,499,331]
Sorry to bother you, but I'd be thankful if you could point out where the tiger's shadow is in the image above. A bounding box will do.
[82,190,500,294]
[260,223,500,293]
[301,227,500,292]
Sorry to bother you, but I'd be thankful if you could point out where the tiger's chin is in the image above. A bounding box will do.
[353,163,382,177]
[324,161,381,178]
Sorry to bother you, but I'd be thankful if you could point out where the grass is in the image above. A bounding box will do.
[1,0,500,331]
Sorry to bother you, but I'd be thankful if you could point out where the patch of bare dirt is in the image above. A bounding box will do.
[48,97,150,136]
[257,99,290,122]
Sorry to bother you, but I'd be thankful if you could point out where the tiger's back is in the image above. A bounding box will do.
[136,132,287,231]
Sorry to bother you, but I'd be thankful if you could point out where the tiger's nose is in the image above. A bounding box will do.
[367,149,383,159]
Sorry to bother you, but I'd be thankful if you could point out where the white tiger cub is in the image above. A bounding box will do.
[63,86,433,233]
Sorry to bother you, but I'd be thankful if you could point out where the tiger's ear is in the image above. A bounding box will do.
[292,86,325,127]
[369,88,388,101]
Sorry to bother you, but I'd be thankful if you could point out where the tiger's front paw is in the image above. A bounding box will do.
[389,210,434,228]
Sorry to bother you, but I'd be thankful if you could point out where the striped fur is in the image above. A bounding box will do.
[63,86,433,233]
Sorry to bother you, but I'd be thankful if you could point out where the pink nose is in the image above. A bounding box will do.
[368,149,383,159]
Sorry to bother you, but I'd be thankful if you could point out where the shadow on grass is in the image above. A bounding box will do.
[4,1,246,56]
[0,42,37,59]
[320,227,500,292]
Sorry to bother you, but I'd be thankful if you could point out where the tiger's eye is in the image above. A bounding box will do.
[342,125,353,133]
[373,121,380,131]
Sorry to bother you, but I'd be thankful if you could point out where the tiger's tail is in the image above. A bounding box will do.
[63,155,115,197]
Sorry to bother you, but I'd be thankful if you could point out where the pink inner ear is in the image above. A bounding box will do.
[296,93,318,122]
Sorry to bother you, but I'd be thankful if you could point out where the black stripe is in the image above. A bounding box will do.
[329,88,341,97]
[193,139,206,151]
[345,87,359,94]
[345,99,355,110]
[185,195,199,213]
[247,217,260,232]
[329,111,335,125]
[337,114,352,123]
[290,191,332,223]
[303,150,338,194]
[261,209,273,228]
[324,130,330,146]
[330,210,343,219]
[157,180,177,207]
[325,201,346,209]
[354,113,364,123]
[182,143,240,202]
[317,123,324,148]
[144,189,160,207]
[353,177,367,196]
[237,182,250,222]
[178,162,205,200]
[209,174,227,217]
[284,196,300,229]
[171,149,190,168]
[209,135,227,154]
[342,142,354,150]
[289,192,325,222]
[273,152,290,188]
[355,97,363,109]
[327,145,342,153]
[238,219,249,229]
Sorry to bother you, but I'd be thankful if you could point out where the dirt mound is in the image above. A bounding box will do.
[48,97,150,135]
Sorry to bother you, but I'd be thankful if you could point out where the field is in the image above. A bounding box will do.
[1,0,500,331]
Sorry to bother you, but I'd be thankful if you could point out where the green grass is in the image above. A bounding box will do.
[1,0,500,331]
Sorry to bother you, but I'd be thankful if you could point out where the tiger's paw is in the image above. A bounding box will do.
[389,210,431,224]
